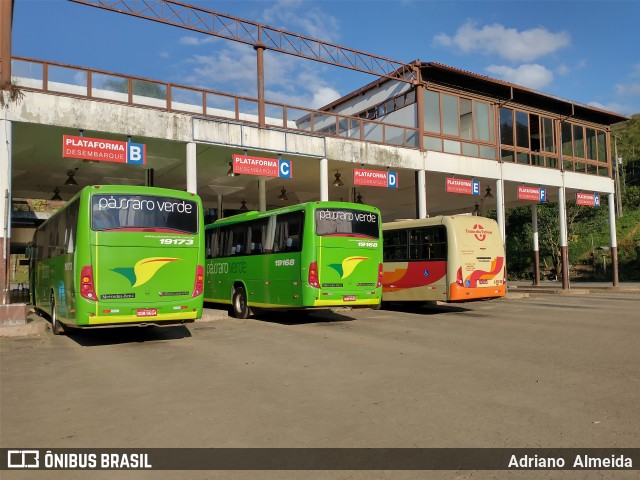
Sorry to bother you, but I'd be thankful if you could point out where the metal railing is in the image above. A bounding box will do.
[7,56,420,150]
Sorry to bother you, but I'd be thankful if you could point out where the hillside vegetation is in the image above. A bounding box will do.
[505,114,640,281]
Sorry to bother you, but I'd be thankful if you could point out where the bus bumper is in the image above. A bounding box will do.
[448,282,506,302]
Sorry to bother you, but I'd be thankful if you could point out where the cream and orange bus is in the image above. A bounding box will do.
[382,215,506,303]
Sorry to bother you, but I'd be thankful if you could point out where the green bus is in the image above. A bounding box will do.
[30,185,205,334]
[204,201,383,318]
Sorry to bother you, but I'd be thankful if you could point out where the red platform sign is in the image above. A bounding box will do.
[63,135,145,165]
[353,169,397,188]
[445,177,479,195]
[576,192,600,207]
[232,154,292,178]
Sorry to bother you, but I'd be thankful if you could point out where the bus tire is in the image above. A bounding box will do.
[50,293,64,335]
[232,286,250,319]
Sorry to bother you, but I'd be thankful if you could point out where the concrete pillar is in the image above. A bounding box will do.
[417,169,427,219]
[0,118,11,305]
[558,185,570,290]
[495,178,506,246]
[320,158,328,201]
[186,142,197,194]
[258,179,266,212]
[608,192,619,286]
[531,205,540,286]
[217,195,223,219]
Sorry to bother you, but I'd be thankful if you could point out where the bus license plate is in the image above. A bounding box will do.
[343,295,356,302]
[136,308,158,317]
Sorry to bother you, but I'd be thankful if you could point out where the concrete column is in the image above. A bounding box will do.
[495,178,506,246]
[319,158,328,201]
[217,195,223,219]
[258,179,266,212]
[531,205,540,286]
[0,119,12,305]
[608,192,619,286]
[558,185,570,290]
[417,169,427,219]
[186,142,197,194]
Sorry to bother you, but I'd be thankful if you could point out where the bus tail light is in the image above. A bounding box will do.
[308,261,320,288]
[80,265,97,301]
[376,262,383,288]
[192,265,204,297]
[456,267,463,286]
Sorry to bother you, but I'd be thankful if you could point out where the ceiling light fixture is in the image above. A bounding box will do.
[51,187,62,201]
[278,187,288,201]
[240,198,248,211]
[332,169,344,187]
[355,193,364,204]
[227,161,237,177]
[484,186,494,199]
[472,202,480,215]
[64,168,78,185]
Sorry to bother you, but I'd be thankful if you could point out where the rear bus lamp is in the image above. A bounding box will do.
[456,267,463,286]
[308,261,320,288]
[192,265,204,297]
[80,265,97,300]
[377,262,384,288]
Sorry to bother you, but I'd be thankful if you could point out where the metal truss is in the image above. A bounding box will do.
[70,0,416,82]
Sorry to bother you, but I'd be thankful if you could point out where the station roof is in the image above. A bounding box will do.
[322,61,629,127]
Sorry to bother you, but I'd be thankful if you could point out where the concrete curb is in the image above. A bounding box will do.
[509,288,591,295]
[0,316,48,337]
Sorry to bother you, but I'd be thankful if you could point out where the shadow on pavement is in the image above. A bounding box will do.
[251,308,356,326]
[380,302,471,315]
[64,324,192,347]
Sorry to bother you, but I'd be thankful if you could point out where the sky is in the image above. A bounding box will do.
[10,0,640,116]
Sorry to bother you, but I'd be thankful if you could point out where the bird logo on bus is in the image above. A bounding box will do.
[112,257,180,287]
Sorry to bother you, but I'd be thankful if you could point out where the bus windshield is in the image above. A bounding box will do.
[315,208,379,239]
[91,194,199,234]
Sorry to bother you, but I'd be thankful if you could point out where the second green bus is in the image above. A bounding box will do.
[204,201,383,317]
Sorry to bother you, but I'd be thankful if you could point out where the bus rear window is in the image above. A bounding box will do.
[315,208,379,239]
[92,194,198,233]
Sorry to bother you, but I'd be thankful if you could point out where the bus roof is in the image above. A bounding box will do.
[382,215,497,231]
[35,185,202,231]
[207,201,380,229]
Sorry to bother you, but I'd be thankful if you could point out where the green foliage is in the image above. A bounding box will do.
[101,78,166,100]
[506,200,640,281]
[504,116,640,281]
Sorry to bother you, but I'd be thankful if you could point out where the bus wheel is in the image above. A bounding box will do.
[50,293,64,335]
[232,286,250,319]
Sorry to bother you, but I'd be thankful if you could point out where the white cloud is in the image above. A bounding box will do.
[179,35,218,46]
[556,64,570,76]
[262,0,340,42]
[175,1,343,110]
[588,101,634,116]
[615,83,640,96]
[182,42,340,109]
[434,21,570,62]
[485,64,554,90]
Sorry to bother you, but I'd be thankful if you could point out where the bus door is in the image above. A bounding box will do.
[269,212,303,306]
